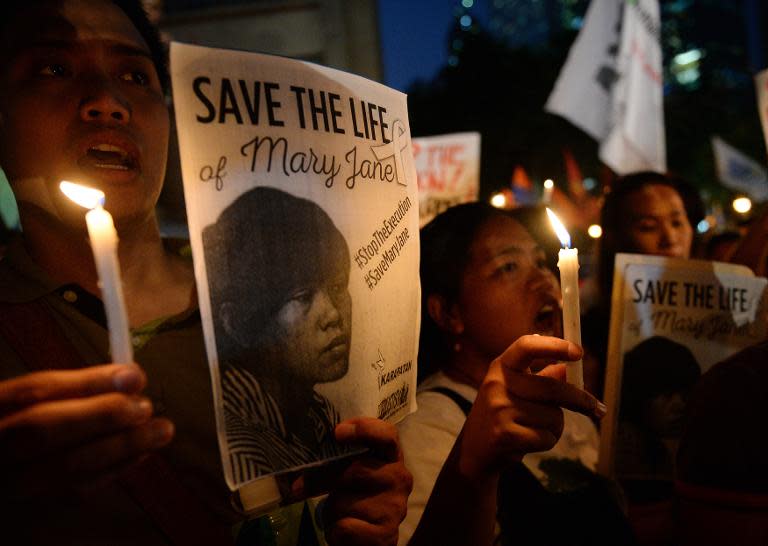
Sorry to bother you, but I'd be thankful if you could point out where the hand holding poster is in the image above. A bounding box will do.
[598,254,768,480]
[412,132,480,226]
[170,43,420,498]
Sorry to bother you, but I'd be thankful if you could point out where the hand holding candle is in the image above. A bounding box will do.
[545,207,584,389]
[60,181,133,364]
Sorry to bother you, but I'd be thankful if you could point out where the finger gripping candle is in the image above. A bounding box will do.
[60,181,133,364]
[546,208,584,389]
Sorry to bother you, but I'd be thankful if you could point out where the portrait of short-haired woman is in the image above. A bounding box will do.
[617,336,701,480]
[203,186,352,483]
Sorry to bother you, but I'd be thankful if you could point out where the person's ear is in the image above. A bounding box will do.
[426,294,464,335]
[220,301,250,347]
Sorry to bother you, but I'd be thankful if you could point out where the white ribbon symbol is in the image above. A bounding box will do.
[371,119,409,187]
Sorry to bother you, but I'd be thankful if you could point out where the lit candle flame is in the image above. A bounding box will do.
[546,207,571,248]
[60,181,105,209]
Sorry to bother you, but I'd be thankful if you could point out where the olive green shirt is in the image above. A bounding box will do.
[0,238,235,545]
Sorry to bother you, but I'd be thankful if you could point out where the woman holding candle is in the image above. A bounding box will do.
[0,1,411,544]
[401,203,631,546]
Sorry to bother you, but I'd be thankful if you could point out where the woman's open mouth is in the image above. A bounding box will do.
[533,303,558,336]
[80,144,137,171]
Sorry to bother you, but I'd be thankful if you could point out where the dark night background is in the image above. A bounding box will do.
[377,0,768,206]
[12,0,755,235]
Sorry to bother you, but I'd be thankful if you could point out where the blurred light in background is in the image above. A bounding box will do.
[671,48,703,86]
[587,224,602,239]
[697,219,711,233]
[543,178,554,190]
[583,177,596,191]
[732,196,752,214]
[490,192,508,209]
[673,48,702,66]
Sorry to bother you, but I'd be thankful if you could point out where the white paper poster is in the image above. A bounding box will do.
[412,132,480,226]
[598,254,768,479]
[170,42,420,491]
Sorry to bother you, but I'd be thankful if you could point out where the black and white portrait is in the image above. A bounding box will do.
[203,186,353,483]
[616,335,701,480]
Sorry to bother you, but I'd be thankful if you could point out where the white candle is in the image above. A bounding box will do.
[545,208,583,389]
[542,179,554,205]
[60,181,133,364]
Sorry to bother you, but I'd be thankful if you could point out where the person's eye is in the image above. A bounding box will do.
[636,220,657,232]
[121,70,150,86]
[497,261,518,275]
[330,281,347,295]
[289,289,314,306]
[537,257,548,270]
[38,63,69,78]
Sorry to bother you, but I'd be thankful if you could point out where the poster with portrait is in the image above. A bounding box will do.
[412,132,480,227]
[170,42,420,494]
[598,253,768,481]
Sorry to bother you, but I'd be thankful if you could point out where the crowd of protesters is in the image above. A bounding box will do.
[1,1,767,546]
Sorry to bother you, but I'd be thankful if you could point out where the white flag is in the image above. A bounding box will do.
[756,68,768,157]
[711,136,768,201]
[546,0,665,174]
